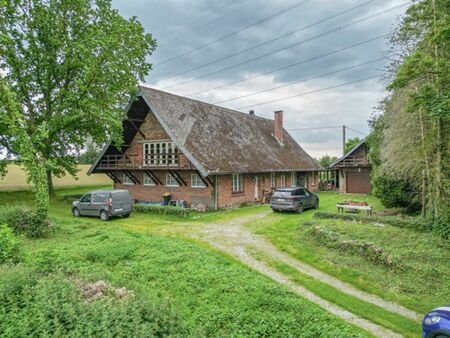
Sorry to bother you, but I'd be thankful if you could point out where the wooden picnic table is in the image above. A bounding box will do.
[336,203,373,216]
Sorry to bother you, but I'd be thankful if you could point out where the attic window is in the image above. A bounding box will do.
[144,141,178,166]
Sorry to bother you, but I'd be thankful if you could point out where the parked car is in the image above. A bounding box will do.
[422,306,450,338]
[270,187,319,213]
[72,190,132,221]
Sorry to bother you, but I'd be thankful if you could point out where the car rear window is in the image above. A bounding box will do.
[92,192,109,203]
[273,191,293,197]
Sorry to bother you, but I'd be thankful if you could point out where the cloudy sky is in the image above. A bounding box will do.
[112,0,408,158]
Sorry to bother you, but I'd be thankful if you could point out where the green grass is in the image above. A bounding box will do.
[0,187,368,337]
[244,192,450,315]
[249,250,420,337]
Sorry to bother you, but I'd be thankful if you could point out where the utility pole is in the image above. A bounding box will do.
[342,125,346,156]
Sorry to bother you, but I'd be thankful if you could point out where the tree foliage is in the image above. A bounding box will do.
[317,155,338,169]
[0,0,156,222]
[370,0,449,218]
[344,137,361,154]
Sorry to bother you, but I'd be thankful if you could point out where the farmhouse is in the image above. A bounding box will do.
[330,139,371,194]
[89,85,322,209]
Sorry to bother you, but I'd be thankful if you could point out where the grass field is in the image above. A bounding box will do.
[0,164,111,191]
[0,187,368,337]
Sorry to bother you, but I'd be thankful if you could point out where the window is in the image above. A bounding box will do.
[92,192,108,203]
[144,141,178,166]
[166,173,179,187]
[143,173,156,186]
[280,174,286,187]
[271,173,276,188]
[123,173,134,185]
[312,172,316,185]
[291,172,297,187]
[298,188,306,196]
[80,194,91,203]
[191,174,206,188]
[232,174,244,193]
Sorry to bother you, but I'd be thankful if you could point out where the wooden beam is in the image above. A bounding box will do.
[126,118,145,123]
[144,170,162,185]
[125,119,145,139]
[106,172,121,184]
[195,170,210,187]
[169,170,186,186]
[124,170,140,185]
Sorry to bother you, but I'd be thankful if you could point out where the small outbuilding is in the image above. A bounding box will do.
[330,139,371,194]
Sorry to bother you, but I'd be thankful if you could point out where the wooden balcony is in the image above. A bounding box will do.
[334,156,370,168]
[96,154,195,170]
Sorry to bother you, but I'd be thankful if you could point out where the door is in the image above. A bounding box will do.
[346,170,371,194]
[254,176,259,201]
[299,188,311,208]
[78,193,93,215]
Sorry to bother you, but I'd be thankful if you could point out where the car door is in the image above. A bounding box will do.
[78,193,93,216]
[91,192,108,216]
[299,188,312,208]
[303,188,314,208]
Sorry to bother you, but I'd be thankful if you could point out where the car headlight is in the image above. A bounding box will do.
[424,316,440,325]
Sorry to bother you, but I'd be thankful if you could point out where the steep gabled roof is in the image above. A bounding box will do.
[90,85,322,176]
[330,138,368,168]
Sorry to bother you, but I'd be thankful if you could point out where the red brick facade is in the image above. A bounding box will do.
[109,107,319,209]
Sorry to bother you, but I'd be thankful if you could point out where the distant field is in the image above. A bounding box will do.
[0,164,111,191]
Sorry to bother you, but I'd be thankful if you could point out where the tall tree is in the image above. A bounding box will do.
[0,0,156,221]
[344,137,361,154]
[373,0,449,218]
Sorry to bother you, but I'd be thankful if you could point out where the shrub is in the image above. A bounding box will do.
[133,204,190,217]
[0,224,21,264]
[60,193,83,202]
[432,215,450,239]
[308,226,400,268]
[0,206,51,238]
[0,274,188,337]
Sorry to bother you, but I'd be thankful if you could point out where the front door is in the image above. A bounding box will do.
[78,193,94,215]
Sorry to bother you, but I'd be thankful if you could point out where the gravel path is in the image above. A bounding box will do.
[194,212,421,337]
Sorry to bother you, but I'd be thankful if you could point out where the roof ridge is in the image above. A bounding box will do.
[139,83,273,122]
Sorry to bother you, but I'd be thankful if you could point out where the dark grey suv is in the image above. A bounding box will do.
[270,187,319,213]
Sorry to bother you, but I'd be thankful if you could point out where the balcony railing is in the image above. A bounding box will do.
[96,153,194,170]
[334,156,369,167]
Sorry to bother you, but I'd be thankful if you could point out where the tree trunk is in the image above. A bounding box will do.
[31,162,49,220]
[47,169,55,196]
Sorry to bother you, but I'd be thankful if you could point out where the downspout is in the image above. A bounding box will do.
[214,176,219,210]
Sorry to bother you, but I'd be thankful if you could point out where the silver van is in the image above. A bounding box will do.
[72,190,132,221]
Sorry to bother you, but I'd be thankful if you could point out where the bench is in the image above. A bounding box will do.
[336,204,373,216]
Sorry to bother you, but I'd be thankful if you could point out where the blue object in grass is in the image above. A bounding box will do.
[422,306,450,338]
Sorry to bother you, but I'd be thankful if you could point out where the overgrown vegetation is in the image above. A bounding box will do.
[0,225,21,264]
[133,204,191,217]
[0,206,51,238]
[368,0,449,224]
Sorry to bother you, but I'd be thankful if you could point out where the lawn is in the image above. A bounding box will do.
[244,192,450,315]
[0,187,368,337]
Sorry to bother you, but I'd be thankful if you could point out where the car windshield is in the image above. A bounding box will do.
[273,191,293,197]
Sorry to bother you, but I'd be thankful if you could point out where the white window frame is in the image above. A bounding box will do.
[191,173,206,188]
[143,141,178,167]
[280,174,286,187]
[270,173,276,188]
[143,173,156,186]
[291,172,297,187]
[232,174,244,193]
[122,173,134,185]
[166,173,180,187]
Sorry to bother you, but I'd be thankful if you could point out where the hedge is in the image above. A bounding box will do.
[133,204,190,217]
[313,211,449,239]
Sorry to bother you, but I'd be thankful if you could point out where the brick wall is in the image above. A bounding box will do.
[114,170,214,208]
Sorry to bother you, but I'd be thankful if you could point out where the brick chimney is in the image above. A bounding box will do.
[274,110,284,144]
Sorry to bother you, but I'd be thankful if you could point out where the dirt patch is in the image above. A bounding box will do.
[75,279,134,303]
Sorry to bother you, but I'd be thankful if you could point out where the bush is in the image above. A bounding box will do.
[432,216,450,239]
[0,273,188,337]
[60,193,83,202]
[0,224,21,264]
[133,204,190,217]
[0,206,51,238]
[308,226,400,268]
[314,211,428,231]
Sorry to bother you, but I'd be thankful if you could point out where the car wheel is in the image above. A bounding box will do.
[100,210,110,221]
[272,208,280,213]
[296,204,304,214]
[122,213,130,218]
[72,208,80,217]
[313,200,319,209]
